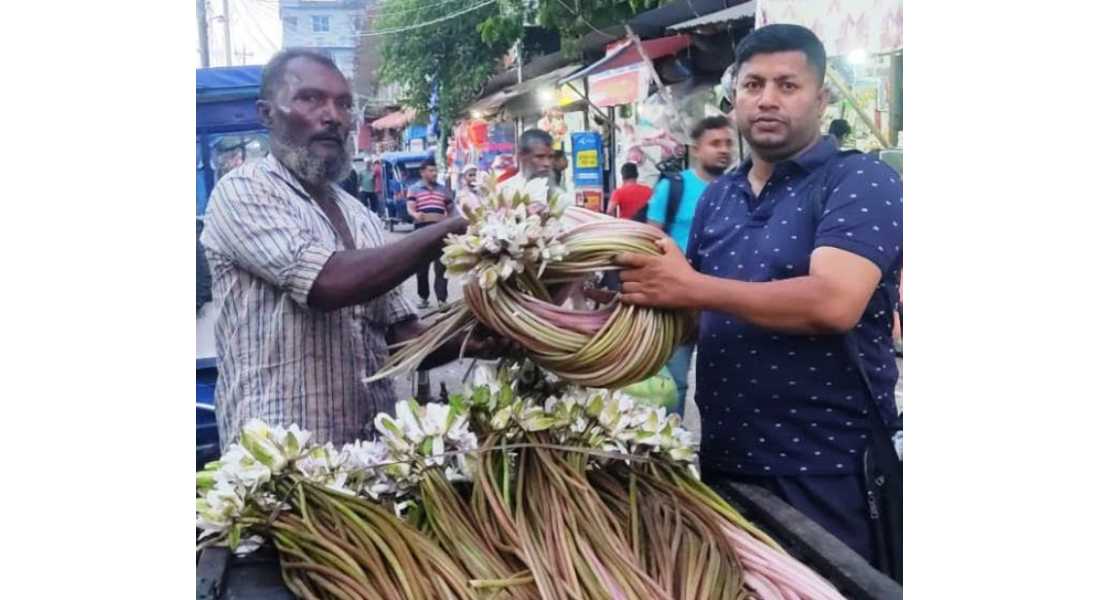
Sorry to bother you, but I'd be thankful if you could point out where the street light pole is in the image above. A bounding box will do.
[197,0,210,67]
[222,0,232,66]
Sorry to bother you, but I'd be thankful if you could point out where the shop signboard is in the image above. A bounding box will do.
[588,63,650,108]
[570,131,604,211]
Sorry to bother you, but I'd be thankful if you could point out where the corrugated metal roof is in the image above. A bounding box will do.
[668,1,755,31]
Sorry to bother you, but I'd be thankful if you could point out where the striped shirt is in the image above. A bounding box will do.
[407,180,452,214]
[200,153,416,447]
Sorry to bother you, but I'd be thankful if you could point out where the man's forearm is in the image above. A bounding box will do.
[688,273,854,335]
[308,218,464,311]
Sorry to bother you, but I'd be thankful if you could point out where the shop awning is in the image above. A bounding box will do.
[371,108,416,131]
[466,64,582,117]
[560,34,692,84]
[668,1,756,31]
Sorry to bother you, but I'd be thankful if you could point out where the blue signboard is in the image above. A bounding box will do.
[570,131,603,189]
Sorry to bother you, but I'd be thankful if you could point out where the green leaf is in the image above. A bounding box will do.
[227,523,241,550]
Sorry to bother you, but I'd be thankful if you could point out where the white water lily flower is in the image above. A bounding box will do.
[295,442,343,483]
[490,404,515,431]
[341,439,388,471]
[517,404,558,432]
[470,364,504,397]
[197,481,245,535]
[419,402,451,438]
[477,263,501,289]
[240,419,288,473]
[217,444,272,492]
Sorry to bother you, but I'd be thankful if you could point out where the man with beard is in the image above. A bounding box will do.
[498,128,557,200]
[201,49,491,447]
[614,25,903,567]
[645,115,734,416]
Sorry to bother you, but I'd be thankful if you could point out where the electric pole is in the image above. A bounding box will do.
[197,0,210,67]
[222,0,232,66]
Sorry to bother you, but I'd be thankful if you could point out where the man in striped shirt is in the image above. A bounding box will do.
[200,49,489,447]
[406,158,453,309]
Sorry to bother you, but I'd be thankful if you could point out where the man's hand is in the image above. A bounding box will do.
[616,238,703,309]
[461,325,517,361]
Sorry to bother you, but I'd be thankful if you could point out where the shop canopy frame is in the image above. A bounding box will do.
[559,34,693,85]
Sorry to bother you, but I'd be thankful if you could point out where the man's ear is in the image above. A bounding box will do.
[256,99,274,129]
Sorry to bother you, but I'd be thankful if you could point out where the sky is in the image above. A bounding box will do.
[197,0,283,68]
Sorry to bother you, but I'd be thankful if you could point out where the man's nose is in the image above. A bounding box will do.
[758,82,781,108]
[319,100,345,126]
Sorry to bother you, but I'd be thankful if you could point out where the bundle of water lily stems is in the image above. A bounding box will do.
[197,362,846,600]
[366,176,692,389]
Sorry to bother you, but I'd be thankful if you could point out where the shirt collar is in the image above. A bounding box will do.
[732,134,840,178]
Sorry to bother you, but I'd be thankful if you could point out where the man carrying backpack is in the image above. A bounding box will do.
[645,115,736,416]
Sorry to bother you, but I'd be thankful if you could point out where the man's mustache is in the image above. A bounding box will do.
[310,131,347,145]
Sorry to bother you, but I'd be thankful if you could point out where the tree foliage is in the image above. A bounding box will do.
[376,0,669,132]
[479,0,667,56]
[376,0,511,133]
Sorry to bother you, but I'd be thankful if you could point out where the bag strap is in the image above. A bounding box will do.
[661,171,684,235]
[843,335,901,468]
[808,146,901,468]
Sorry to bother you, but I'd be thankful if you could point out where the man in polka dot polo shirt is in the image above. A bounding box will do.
[616,24,902,568]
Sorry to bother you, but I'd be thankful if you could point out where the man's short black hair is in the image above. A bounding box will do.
[261,48,344,101]
[733,24,827,86]
[690,115,732,142]
[620,162,639,180]
[420,158,437,170]
[519,129,554,154]
[828,118,852,141]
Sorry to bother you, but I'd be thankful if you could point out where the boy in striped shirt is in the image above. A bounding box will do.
[406,158,453,308]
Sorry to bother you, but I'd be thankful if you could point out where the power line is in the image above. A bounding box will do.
[363,0,474,19]
[238,0,279,52]
[356,0,497,37]
[553,0,618,40]
[253,0,469,19]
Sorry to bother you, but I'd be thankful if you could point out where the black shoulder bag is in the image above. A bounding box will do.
[653,170,685,233]
[812,149,904,583]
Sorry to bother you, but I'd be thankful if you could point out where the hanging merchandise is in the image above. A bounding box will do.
[538,108,569,149]
[756,0,902,57]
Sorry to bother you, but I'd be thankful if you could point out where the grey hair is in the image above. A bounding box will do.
[261,48,344,101]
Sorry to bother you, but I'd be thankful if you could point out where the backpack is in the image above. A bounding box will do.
[640,167,685,232]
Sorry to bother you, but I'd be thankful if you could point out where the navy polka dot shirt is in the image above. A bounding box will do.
[685,136,902,477]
